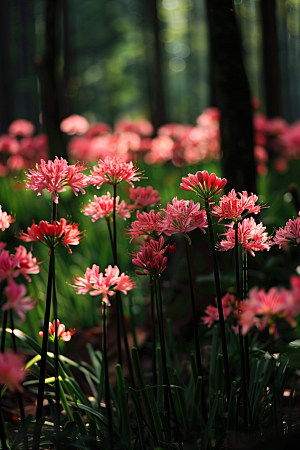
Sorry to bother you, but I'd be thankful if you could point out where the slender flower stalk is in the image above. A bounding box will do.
[183,235,208,422]
[234,223,248,427]
[150,280,157,387]
[205,199,231,402]
[102,301,114,450]
[112,184,122,366]
[52,257,60,448]
[242,250,250,391]
[155,278,182,450]
[34,201,57,450]
[9,310,27,448]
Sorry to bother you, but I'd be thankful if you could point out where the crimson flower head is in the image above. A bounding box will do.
[82,193,131,222]
[273,213,300,248]
[129,185,161,209]
[0,205,14,231]
[25,157,91,204]
[90,156,143,189]
[126,209,164,241]
[180,170,227,200]
[161,197,207,237]
[18,218,84,254]
[132,236,174,278]
[2,278,37,322]
[72,264,135,306]
[0,350,26,392]
[217,217,271,256]
[211,189,262,222]
[39,319,74,342]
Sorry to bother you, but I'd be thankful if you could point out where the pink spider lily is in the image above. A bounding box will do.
[60,114,89,135]
[82,193,131,222]
[211,189,262,222]
[39,319,74,342]
[0,350,26,392]
[25,157,90,204]
[90,156,143,189]
[0,205,14,231]
[2,278,37,322]
[126,209,164,241]
[72,264,135,306]
[161,197,207,237]
[0,246,40,282]
[8,119,35,137]
[18,218,84,254]
[180,170,227,200]
[237,284,300,335]
[129,185,161,209]
[201,293,236,327]
[273,213,300,248]
[217,217,272,256]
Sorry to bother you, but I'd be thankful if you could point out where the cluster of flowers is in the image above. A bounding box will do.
[72,264,135,305]
[202,276,300,338]
[0,119,49,175]
[61,104,300,174]
[64,109,221,167]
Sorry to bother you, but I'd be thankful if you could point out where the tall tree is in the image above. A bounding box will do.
[260,0,281,118]
[34,0,67,158]
[206,0,256,193]
[143,0,167,131]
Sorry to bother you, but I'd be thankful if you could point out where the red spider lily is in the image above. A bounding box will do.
[8,119,35,137]
[0,350,26,392]
[72,264,135,306]
[2,278,37,322]
[273,213,300,248]
[126,209,164,241]
[82,193,131,222]
[129,185,161,209]
[0,205,14,231]
[18,218,84,254]
[132,236,174,278]
[90,156,143,188]
[211,189,262,222]
[161,197,207,236]
[217,217,272,256]
[39,319,74,342]
[25,157,90,204]
[180,170,227,200]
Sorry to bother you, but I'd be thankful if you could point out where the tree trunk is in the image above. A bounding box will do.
[206,0,256,193]
[260,0,281,118]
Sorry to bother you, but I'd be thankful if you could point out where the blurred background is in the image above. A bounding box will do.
[1,0,300,130]
[1,0,300,343]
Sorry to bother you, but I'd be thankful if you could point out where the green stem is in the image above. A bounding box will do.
[103,302,114,450]
[205,199,231,402]
[155,278,183,450]
[9,311,25,422]
[242,250,250,390]
[112,184,135,386]
[234,223,248,428]
[52,256,61,448]
[0,400,7,450]
[0,311,8,354]
[35,249,54,422]
[183,235,208,422]
[150,280,157,388]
